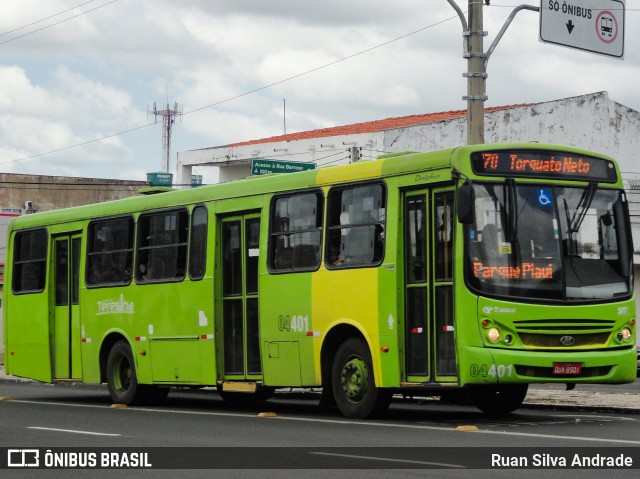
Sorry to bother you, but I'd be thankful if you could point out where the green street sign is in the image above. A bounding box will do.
[251,158,316,176]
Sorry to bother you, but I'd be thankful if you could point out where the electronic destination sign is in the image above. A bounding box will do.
[471,150,618,183]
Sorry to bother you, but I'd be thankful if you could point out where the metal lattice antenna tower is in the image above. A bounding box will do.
[150,101,183,173]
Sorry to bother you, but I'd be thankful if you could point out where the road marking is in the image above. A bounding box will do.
[310,451,465,468]
[28,426,121,436]
[8,399,640,445]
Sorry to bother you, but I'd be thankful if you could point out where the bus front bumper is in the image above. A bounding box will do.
[459,346,637,386]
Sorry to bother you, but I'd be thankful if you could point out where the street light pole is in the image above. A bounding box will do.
[447,1,539,145]
[464,1,487,145]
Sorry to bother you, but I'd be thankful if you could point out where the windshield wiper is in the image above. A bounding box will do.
[563,183,597,257]
[571,182,597,233]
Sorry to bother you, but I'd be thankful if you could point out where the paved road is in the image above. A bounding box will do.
[3,364,638,413]
[1,381,639,478]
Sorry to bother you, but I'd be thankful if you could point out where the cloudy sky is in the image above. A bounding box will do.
[0,0,637,184]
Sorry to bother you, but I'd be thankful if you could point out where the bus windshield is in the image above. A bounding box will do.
[466,182,633,301]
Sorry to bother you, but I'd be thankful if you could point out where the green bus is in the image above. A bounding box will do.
[3,143,636,418]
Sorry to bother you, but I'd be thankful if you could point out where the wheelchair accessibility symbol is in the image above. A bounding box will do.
[537,188,552,207]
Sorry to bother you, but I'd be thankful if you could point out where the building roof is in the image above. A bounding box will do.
[226,103,529,148]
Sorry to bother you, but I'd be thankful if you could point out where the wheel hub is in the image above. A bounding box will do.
[340,356,369,403]
[115,357,131,392]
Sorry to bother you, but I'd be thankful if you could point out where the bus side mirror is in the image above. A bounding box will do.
[457,182,475,224]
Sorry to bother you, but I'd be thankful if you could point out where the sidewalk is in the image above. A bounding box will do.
[523,385,639,414]
[1,361,637,414]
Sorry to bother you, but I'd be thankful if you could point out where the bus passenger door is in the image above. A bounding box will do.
[403,189,456,383]
[52,234,82,379]
[218,214,263,382]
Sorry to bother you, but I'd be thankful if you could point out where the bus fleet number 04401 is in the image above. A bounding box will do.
[278,314,310,333]
[470,363,514,378]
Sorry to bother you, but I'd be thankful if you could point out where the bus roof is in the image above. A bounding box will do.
[6,143,620,231]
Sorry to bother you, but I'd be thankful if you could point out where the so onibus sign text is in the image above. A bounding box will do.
[540,0,625,59]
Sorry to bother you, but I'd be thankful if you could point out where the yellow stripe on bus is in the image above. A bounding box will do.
[315,160,384,185]
[312,268,381,385]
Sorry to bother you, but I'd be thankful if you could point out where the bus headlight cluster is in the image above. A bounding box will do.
[616,327,632,342]
[487,327,500,343]
[481,319,516,345]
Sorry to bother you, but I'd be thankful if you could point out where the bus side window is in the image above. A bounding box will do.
[326,183,386,268]
[12,228,48,293]
[188,205,208,280]
[136,209,188,283]
[269,191,323,272]
[86,218,133,287]
[434,191,454,281]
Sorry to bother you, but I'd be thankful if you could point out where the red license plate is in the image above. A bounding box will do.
[552,362,582,375]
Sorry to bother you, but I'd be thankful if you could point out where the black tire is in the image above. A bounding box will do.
[106,340,169,406]
[470,384,528,415]
[331,338,392,419]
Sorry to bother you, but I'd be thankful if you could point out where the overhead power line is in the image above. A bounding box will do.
[0,0,99,37]
[184,14,461,116]
[1,13,460,167]
[0,0,118,46]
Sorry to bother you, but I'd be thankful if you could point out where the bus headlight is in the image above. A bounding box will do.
[487,328,500,343]
[617,328,632,342]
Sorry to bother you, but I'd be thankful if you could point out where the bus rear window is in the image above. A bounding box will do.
[12,228,48,293]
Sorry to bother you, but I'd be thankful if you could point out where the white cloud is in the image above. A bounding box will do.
[0,0,638,180]
[0,66,67,115]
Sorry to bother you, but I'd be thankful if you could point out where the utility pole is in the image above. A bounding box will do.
[465,1,487,145]
[448,1,539,145]
[150,101,183,173]
[349,146,361,163]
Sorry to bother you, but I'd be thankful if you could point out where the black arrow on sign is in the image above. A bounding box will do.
[566,20,575,34]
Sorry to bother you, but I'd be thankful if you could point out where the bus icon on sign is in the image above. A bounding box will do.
[601,16,613,37]
[595,10,619,46]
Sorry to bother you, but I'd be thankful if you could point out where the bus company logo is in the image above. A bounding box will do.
[560,336,576,346]
[482,306,516,315]
[414,172,441,182]
[8,449,39,467]
[96,294,135,316]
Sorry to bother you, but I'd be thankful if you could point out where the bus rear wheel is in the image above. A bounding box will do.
[331,338,392,419]
[106,340,168,406]
[470,384,528,415]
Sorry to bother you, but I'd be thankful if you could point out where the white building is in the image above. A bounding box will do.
[177,91,640,187]
[178,91,640,250]
[177,91,640,323]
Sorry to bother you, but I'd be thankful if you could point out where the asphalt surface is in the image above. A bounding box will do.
[1,362,637,415]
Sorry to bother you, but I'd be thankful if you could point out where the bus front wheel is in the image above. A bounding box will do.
[331,338,392,419]
[470,384,528,415]
[106,341,168,406]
